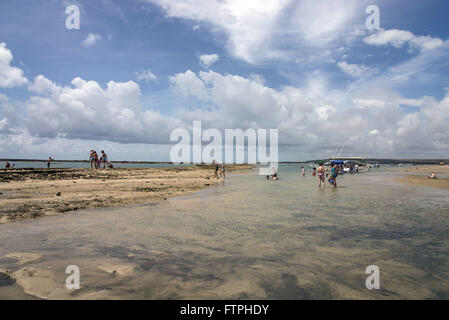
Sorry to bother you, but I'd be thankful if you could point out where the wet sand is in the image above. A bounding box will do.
[0,165,253,224]
[394,165,449,190]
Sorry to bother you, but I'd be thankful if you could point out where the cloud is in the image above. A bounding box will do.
[0,93,7,103]
[167,69,449,157]
[2,67,449,159]
[0,43,28,88]
[199,54,219,67]
[289,0,360,46]
[21,75,179,144]
[363,29,444,52]
[169,70,208,100]
[135,70,158,82]
[29,75,59,94]
[82,33,102,47]
[193,25,200,31]
[0,93,19,134]
[144,0,362,64]
[337,61,375,78]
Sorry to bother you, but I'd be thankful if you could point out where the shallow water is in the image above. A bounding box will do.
[0,165,448,299]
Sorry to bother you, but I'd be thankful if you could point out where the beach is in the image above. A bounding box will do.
[0,164,448,299]
[0,165,253,224]
[394,165,449,190]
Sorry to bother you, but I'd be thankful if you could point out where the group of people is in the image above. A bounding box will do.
[267,166,279,180]
[89,150,112,169]
[264,163,339,187]
[214,161,225,179]
[298,163,339,188]
[427,172,437,179]
[315,163,339,188]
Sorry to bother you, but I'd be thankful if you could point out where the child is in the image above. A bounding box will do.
[328,164,338,188]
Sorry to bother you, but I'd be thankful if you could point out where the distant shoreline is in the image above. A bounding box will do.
[1,158,448,165]
[0,159,174,164]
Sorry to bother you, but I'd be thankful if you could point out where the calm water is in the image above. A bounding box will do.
[0,164,448,299]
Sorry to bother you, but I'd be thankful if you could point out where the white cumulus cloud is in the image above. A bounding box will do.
[0,43,28,88]
[22,75,179,144]
[169,70,208,100]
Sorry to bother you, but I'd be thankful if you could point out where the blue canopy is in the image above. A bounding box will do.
[331,160,344,165]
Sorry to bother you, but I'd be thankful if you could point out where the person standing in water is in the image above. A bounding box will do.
[301,166,306,176]
[101,150,109,169]
[89,150,96,169]
[47,157,53,168]
[328,164,338,188]
[90,150,99,169]
[312,167,316,177]
[271,166,278,179]
[317,163,325,188]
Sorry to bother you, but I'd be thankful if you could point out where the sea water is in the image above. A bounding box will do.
[0,164,448,299]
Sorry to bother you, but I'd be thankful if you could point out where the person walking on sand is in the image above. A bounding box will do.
[312,167,316,177]
[101,150,109,169]
[214,162,219,178]
[317,163,325,188]
[47,157,53,168]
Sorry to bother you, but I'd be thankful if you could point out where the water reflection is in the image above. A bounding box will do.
[0,165,448,299]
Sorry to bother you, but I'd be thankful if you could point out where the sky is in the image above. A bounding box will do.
[0,0,449,161]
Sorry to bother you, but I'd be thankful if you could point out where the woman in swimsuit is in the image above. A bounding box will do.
[317,163,325,188]
[89,150,96,169]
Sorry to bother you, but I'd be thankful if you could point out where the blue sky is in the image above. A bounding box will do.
[1,0,449,161]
